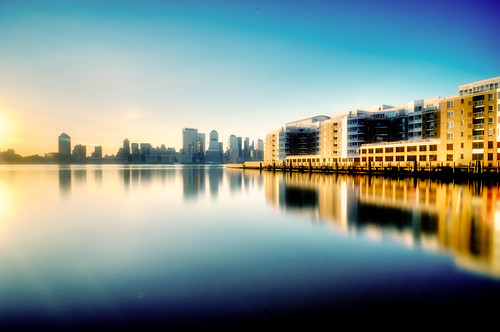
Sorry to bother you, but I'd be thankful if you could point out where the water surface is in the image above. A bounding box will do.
[1,165,499,328]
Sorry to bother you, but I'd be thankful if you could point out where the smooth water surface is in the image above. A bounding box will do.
[1,165,499,327]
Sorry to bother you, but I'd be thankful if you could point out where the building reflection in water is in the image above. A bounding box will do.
[58,166,71,197]
[263,172,500,279]
[94,168,102,187]
[182,166,206,200]
[227,169,243,194]
[208,166,223,199]
[73,168,87,187]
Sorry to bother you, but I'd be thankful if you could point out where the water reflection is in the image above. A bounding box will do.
[183,166,206,200]
[58,166,71,196]
[263,172,500,278]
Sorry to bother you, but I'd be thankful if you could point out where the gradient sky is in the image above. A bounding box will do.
[1,0,499,156]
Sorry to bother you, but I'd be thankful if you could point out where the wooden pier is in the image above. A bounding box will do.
[227,161,500,182]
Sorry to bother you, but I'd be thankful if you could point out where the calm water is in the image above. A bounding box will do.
[1,164,500,328]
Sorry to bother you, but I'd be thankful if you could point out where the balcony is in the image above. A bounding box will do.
[473,100,485,107]
[473,123,485,129]
[473,111,484,118]
[473,135,484,141]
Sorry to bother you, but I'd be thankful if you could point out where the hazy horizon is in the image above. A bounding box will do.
[1,0,499,156]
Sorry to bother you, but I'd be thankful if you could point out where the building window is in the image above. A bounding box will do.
[447,144,453,150]
[461,154,464,159]
[419,155,426,161]
[376,148,383,153]
[429,145,437,151]
[461,131,464,137]
[461,143,464,148]
[447,101,454,108]
[361,149,366,154]
[368,148,373,153]
[447,155,453,161]
[472,154,484,161]
[385,147,393,153]
[489,93,494,101]
[461,120,464,126]
[429,155,437,161]
[489,105,494,112]
[375,156,383,161]
[489,117,494,124]
[385,156,393,161]
[447,111,454,118]
[368,157,373,162]
[461,109,464,115]
[407,155,417,161]
[489,129,494,136]
[407,146,417,152]
[447,121,453,129]
[473,142,484,149]
[362,157,366,161]
[447,133,454,139]
[488,153,493,161]
[488,141,494,149]
[396,156,405,161]
[419,145,427,151]
[396,146,404,152]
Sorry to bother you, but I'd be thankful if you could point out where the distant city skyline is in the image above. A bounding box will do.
[1,0,499,156]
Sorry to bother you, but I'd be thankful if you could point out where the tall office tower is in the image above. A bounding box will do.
[206,130,222,163]
[58,133,71,162]
[244,137,249,160]
[228,135,240,162]
[92,146,102,159]
[182,128,198,163]
[123,138,130,156]
[197,133,206,154]
[256,139,264,161]
[72,144,86,162]
[209,130,220,151]
[237,137,242,158]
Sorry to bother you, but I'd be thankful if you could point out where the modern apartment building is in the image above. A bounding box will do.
[263,76,498,168]
[264,116,329,162]
[440,77,500,166]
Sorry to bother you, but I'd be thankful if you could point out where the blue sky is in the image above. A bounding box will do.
[1,0,499,155]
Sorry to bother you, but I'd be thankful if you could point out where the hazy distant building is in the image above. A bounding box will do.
[228,135,240,163]
[72,144,86,162]
[182,128,198,163]
[206,129,222,163]
[123,138,130,161]
[91,146,102,159]
[58,133,71,162]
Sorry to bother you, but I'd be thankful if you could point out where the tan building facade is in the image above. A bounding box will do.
[440,77,500,166]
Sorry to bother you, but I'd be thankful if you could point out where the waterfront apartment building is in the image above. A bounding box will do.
[317,99,440,164]
[264,116,329,163]
[263,76,498,168]
[440,77,500,166]
[359,77,499,167]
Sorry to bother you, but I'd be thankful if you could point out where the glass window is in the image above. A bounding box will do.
[447,144,453,150]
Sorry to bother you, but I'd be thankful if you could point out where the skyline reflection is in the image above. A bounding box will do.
[1,164,500,328]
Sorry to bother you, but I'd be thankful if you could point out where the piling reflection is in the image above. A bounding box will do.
[263,172,500,278]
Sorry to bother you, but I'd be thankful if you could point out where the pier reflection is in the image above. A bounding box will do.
[263,172,500,278]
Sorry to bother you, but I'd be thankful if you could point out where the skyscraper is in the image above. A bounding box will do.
[206,130,222,163]
[58,133,71,162]
[182,128,198,163]
[228,135,239,162]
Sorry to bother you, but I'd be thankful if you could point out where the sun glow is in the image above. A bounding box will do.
[0,110,16,148]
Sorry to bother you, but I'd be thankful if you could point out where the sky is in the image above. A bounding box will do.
[1,0,500,156]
